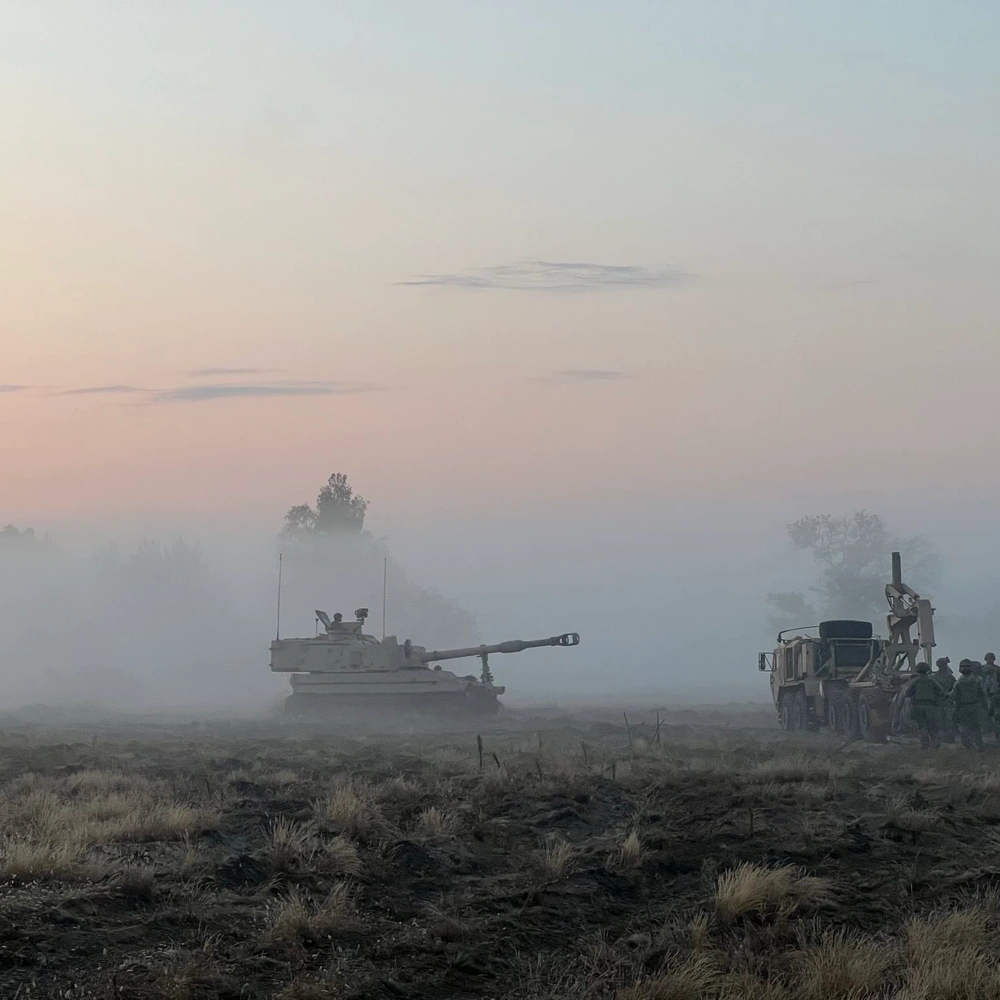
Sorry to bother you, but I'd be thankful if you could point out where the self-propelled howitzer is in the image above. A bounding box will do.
[271,607,580,717]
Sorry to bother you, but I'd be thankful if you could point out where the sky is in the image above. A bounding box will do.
[2,3,999,706]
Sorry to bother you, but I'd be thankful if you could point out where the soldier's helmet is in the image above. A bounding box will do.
[986,652,997,663]
[915,661,931,673]
[960,662,973,674]
[936,657,951,668]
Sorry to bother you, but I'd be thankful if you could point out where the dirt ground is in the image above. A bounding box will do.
[2,701,1000,999]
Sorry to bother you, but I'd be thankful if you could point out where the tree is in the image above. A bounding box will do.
[0,524,53,549]
[766,510,939,634]
[278,473,479,648]
[282,473,368,540]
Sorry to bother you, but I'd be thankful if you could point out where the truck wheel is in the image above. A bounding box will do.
[779,699,792,730]
[828,695,849,735]
[779,692,806,731]
[790,691,807,730]
[858,691,888,743]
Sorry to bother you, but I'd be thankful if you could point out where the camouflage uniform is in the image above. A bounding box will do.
[953,662,988,750]
[983,653,1000,741]
[903,663,944,749]
[933,657,956,741]
[971,661,993,735]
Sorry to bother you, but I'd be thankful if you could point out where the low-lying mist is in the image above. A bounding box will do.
[3,488,999,718]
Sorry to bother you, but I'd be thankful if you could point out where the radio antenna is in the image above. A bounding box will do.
[382,557,387,640]
[275,552,283,641]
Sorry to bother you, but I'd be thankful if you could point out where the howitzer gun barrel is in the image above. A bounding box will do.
[421,632,580,663]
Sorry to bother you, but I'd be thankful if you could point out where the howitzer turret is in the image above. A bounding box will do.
[271,606,580,717]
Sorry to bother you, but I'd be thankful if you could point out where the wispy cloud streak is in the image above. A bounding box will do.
[400,259,688,292]
[56,385,143,396]
[147,380,382,403]
[0,385,28,393]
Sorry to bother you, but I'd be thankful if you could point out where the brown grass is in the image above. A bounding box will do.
[793,927,895,1000]
[884,795,943,832]
[0,836,83,881]
[263,817,317,873]
[616,830,642,869]
[541,839,577,879]
[0,769,217,875]
[617,954,721,1000]
[320,834,363,876]
[262,884,355,946]
[315,778,381,836]
[415,806,456,837]
[0,769,214,882]
[963,770,1000,794]
[155,948,234,1000]
[714,863,833,925]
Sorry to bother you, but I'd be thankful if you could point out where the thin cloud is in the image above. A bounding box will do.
[399,259,688,292]
[537,369,633,385]
[147,380,382,403]
[56,385,144,396]
[0,385,28,393]
[186,367,276,377]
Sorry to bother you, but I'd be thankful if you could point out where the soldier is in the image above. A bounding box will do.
[970,661,993,736]
[934,656,955,693]
[953,659,988,751]
[934,657,956,741]
[902,662,944,749]
[983,653,1000,742]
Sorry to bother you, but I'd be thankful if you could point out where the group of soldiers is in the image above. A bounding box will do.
[902,652,1000,750]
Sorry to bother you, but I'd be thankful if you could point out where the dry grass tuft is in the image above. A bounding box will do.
[262,884,355,946]
[262,819,362,877]
[415,806,456,837]
[617,954,721,1000]
[155,948,234,1000]
[541,839,576,879]
[963,771,1000,794]
[376,776,424,806]
[689,912,712,950]
[616,830,642,869]
[793,927,895,1000]
[0,769,216,877]
[264,818,317,874]
[315,778,381,836]
[884,795,943,833]
[897,905,1000,1000]
[320,834,363,877]
[0,836,82,881]
[714,863,833,925]
[906,905,989,955]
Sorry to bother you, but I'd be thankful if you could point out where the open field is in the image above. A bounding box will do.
[2,704,1000,998]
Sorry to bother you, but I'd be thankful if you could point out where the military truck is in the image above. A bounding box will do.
[759,552,936,741]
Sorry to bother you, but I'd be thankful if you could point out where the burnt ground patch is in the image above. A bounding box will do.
[0,707,1000,997]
